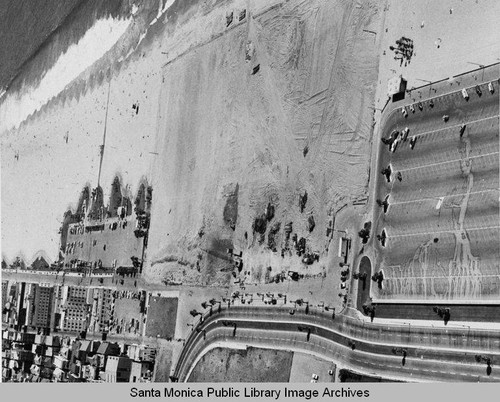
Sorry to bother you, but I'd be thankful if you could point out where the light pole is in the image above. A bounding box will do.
[416,78,432,96]
[466,62,485,80]
[462,324,471,339]
[298,326,311,341]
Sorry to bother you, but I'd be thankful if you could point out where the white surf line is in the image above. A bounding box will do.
[389,225,500,238]
[390,188,499,206]
[0,17,132,132]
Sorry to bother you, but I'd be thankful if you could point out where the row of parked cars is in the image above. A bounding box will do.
[401,81,496,117]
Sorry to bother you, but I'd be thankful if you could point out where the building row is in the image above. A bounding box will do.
[2,281,123,334]
[2,329,156,382]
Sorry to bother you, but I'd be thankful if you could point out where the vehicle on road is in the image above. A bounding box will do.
[461,88,469,100]
[442,115,449,122]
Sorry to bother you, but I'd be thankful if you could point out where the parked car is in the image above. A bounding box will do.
[461,88,469,100]
[409,104,415,113]
[401,107,408,117]
[402,127,410,141]
[488,82,495,94]
[390,138,399,153]
[475,85,482,96]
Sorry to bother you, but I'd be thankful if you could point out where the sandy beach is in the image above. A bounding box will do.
[1,0,498,287]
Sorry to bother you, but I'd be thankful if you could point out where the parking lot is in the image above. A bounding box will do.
[64,215,144,269]
[111,290,145,336]
[372,74,499,302]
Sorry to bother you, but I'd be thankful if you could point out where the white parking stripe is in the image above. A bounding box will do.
[390,188,499,206]
[396,151,499,173]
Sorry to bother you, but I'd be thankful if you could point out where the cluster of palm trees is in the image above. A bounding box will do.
[189,299,222,321]
[362,304,376,322]
[353,272,368,290]
[475,355,493,376]
[432,306,450,325]
[371,271,384,289]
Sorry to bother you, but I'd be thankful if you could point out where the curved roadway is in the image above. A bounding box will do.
[174,306,500,382]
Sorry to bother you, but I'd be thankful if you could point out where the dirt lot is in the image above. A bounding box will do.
[188,346,293,382]
[112,294,143,336]
[146,0,381,288]
[145,296,178,339]
[289,352,336,383]
[153,340,174,382]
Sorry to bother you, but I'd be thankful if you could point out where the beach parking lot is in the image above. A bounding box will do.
[372,71,499,302]
[64,215,144,269]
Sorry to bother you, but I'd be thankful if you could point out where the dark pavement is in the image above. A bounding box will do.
[174,305,500,382]
[369,70,500,303]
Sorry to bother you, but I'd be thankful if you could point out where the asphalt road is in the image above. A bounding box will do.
[371,303,500,323]
[173,305,500,382]
[2,268,145,291]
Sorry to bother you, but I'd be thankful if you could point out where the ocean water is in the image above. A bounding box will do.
[0,0,127,93]
[0,0,184,262]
